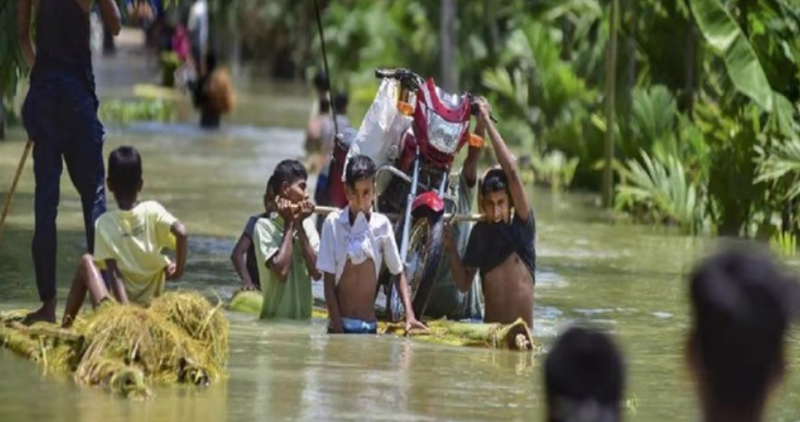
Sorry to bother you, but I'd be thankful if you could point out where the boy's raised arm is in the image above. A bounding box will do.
[463,118,486,187]
[478,98,531,222]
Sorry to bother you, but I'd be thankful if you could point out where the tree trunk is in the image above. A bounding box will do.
[683,19,697,114]
[602,0,620,208]
[440,0,458,92]
[0,81,5,141]
[625,1,637,94]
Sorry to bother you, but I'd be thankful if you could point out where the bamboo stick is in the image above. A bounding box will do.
[9,321,85,344]
[0,140,33,244]
[310,205,485,223]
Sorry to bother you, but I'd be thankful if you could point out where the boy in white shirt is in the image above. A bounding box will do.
[317,155,427,334]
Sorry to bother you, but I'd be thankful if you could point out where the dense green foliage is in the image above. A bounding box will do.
[302,0,800,242]
[4,0,800,244]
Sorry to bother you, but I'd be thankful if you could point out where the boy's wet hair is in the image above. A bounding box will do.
[545,325,625,422]
[320,97,331,114]
[313,71,330,93]
[272,159,308,193]
[265,175,276,197]
[689,246,799,405]
[108,146,143,196]
[333,92,348,114]
[345,155,376,189]
[480,168,510,197]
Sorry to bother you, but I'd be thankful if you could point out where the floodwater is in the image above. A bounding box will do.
[1,33,799,422]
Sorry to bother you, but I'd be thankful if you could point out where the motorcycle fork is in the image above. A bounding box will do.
[399,146,421,265]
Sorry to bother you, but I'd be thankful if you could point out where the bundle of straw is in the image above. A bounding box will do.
[207,68,236,114]
[0,291,229,398]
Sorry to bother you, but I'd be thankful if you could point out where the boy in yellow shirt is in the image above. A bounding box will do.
[61,146,189,328]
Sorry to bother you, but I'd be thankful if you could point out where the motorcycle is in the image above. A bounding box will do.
[336,67,491,321]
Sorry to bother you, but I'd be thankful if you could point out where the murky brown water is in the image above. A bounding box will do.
[1,31,799,422]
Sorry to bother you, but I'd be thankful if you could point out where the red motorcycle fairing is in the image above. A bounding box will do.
[411,78,472,169]
[411,191,445,218]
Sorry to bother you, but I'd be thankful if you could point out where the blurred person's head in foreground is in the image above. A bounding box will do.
[686,244,799,421]
[545,324,626,422]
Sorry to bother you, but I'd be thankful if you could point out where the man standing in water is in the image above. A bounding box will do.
[17,0,121,323]
[445,98,536,329]
[187,0,209,77]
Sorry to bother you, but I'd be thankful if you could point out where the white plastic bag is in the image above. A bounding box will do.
[343,79,415,185]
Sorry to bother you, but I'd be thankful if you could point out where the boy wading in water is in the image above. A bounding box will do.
[317,155,427,334]
[230,176,277,291]
[255,160,321,320]
[18,0,121,324]
[445,97,536,329]
[61,146,189,328]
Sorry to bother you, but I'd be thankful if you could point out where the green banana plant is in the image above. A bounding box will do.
[689,0,796,136]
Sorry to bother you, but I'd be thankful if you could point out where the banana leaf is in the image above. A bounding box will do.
[689,0,773,111]
[689,0,796,136]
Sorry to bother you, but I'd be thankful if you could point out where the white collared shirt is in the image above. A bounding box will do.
[316,207,404,284]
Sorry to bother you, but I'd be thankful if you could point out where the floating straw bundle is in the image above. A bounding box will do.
[229,290,536,352]
[0,290,229,398]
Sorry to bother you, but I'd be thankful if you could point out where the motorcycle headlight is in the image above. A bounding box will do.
[426,110,467,155]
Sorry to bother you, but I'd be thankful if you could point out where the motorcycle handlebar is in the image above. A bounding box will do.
[375,68,424,91]
[375,68,498,123]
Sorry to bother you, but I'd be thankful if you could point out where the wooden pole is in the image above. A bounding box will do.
[602,0,620,208]
[0,140,32,244]
[311,205,484,223]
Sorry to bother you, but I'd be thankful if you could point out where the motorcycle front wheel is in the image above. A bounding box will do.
[405,213,445,319]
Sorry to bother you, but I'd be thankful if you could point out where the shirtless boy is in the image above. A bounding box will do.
[445,97,536,328]
[317,155,427,334]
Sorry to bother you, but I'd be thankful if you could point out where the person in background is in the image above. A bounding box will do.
[686,246,799,422]
[187,0,209,77]
[544,325,626,422]
[305,97,331,162]
[309,70,330,122]
[190,52,235,129]
[314,92,352,209]
[231,176,277,291]
[18,0,121,324]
